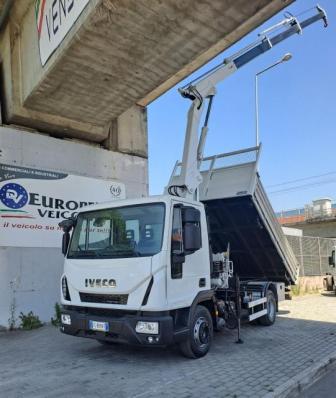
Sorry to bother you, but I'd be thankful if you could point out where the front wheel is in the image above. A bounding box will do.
[179,305,213,359]
[258,290,276,326]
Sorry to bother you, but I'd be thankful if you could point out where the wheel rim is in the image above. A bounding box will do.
[193,317,210,348]
[268,297,276,320]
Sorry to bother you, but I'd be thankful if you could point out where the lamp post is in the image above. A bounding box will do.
[255,53,292,147]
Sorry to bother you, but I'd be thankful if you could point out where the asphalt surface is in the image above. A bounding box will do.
[0,294,336,398]
[298,366,336,397]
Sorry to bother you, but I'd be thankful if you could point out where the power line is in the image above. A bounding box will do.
[266,171,336,188]
[269,178,336,195]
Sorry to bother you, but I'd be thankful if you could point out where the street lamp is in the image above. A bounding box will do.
[255,53,292,146]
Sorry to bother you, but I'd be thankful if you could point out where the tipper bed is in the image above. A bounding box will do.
[199,147,299,285]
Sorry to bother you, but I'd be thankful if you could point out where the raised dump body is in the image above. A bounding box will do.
[198,147,299,285]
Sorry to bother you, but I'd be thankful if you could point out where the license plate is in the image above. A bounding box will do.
[89,320,109,332]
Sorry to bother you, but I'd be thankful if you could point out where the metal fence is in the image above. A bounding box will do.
[286,235,336,276]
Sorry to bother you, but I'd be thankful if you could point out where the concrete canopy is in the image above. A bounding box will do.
[1,0,293,148]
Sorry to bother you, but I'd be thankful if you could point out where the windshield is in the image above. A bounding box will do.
[67,203,165,259]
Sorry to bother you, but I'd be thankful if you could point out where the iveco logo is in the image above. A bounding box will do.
[85,279,116,288]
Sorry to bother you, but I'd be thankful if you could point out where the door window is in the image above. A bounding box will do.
[171,206,183,279]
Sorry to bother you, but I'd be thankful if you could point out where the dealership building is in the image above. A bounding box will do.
[0,0,291,328]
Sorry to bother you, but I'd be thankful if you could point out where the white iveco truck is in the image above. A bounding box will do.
[59,7,327,358]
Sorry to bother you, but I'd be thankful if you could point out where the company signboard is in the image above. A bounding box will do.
[0,163,125,248]
[35,0,90,66]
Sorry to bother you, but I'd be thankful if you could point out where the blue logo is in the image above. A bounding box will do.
[0,183,29,209]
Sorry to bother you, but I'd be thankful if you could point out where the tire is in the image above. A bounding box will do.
[258,290,277,326]
[179,305,213,359]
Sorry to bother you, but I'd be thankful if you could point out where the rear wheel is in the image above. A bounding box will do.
[179,305,213,359]
[258,290,276,326]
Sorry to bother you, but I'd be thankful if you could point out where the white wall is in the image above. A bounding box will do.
[0,126,148,198]
[0,248,63,328]
[0,126,148,328]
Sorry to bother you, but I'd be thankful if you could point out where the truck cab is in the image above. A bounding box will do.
[60,195,214,352]
[327,247,336,294]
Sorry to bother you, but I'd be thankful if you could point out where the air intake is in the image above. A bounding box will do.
[79,293,128,305]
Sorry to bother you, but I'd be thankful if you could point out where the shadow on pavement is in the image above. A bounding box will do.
[0,298,336,398]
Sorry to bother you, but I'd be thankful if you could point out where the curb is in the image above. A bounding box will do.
[264,351,336,398]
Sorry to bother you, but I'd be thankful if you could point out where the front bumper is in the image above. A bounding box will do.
[60,306,187,346]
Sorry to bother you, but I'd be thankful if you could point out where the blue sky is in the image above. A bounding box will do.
[147,0,335,212]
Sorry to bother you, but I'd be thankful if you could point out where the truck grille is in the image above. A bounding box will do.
[79,292,128,305]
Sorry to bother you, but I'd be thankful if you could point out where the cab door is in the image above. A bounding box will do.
[167,202,210,309]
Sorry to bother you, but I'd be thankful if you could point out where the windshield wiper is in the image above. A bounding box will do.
[69,248,143,259]
[68,250,102,258]
[99,249,141,257]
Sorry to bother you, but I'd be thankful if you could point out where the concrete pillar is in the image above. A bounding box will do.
[103,105,148,158]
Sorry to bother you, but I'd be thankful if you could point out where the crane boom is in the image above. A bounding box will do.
[167,5,327,199]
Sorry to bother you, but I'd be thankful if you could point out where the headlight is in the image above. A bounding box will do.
[61,314,71,325]
[135,321,159,335]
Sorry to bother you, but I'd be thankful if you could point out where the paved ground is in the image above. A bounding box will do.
[0,294,336,398]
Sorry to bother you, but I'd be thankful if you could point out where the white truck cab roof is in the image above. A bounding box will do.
[76,194,204,214]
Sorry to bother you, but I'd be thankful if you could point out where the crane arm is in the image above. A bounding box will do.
[168,5,327,199]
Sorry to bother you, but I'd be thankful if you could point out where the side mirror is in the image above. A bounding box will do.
[329,249,336,267]
[59,218,75,232]
[62,232,70,256]
[181,207,201,254]
[59,218,75,256]
[184,223,201,253]
[182,207,200,224]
